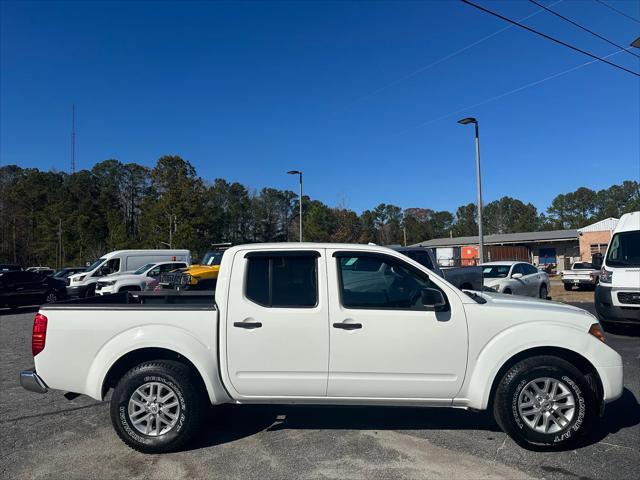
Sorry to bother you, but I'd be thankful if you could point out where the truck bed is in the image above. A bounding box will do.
[48,290,216,308]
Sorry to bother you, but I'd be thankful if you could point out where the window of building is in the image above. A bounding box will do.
[590,243,608,255]
[245,253,318,308]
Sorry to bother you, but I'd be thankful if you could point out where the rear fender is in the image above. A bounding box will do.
[85,324,229,405]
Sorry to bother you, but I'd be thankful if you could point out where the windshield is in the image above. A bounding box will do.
[606,231,640,267]
[133,263,155,275]
[201,252,223,266]
[86,257,106,271]
[482,265,511,278]
[572,262,594,270]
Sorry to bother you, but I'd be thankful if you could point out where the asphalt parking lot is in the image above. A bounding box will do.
[1,293,638,480]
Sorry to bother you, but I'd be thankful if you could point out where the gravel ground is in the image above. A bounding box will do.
[1,295,638,480]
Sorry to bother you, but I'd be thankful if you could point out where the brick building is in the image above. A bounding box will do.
[577,217,619,262]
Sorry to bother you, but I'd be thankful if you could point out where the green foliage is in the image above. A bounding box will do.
[0,159,636,267]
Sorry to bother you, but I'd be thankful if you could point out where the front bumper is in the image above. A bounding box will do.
[20,369,48,394]
[66,284,88,298]
[595,285,640,325]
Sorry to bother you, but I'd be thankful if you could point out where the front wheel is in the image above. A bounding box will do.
[563,283,572,291]
[110,360,205,453]
[493,355,596,450]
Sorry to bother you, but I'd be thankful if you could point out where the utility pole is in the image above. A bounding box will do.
[168,214,177,248]
[287,170,303,242]
[458,117,485,264]
[71,104,76,173]
[58,218,63,269]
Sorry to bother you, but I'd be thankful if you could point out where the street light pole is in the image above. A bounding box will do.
[287,170,303,242]
[458,117,484,265]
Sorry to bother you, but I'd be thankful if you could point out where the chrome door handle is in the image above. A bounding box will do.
[233,321,262,329]
[333,322,362,330]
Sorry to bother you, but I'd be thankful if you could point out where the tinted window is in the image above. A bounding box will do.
[482,265,511,278]
[522,264,538,275]
[338,254,438,310]
[403,250,434,270]
[512,264,525,276]
[246,257,269,305]
[572,262,593,270]
[245,255,317,308]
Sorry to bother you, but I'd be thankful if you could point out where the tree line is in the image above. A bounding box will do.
[1,156,638,267]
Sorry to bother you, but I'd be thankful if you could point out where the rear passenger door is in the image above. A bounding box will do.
[225,249,329,397]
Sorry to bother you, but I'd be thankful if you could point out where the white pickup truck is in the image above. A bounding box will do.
[20,243,623,453]
[561,262,600,291]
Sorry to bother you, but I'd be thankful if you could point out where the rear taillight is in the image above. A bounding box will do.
[32,313,48,356]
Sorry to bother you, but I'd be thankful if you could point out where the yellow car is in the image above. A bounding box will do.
[160,247,227,290]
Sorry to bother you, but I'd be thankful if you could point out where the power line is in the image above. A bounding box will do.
[529,0,639,59]
[594,0,640,25]
[460,0,640,77]
[392,48,630,137]
[334,0,565,113]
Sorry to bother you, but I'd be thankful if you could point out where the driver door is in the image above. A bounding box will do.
[326,250,468,400]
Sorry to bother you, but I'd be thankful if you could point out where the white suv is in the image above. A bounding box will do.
[95,261,187,295]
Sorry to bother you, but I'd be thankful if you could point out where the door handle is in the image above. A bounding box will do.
[233,321,262,329]
[333,322,362,330]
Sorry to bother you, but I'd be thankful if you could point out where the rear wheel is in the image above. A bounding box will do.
[503,288,512,295]
[493,355,595,450]
[110,360,205,453]
[563,283,572,291]
[44,291,58,303]
[539,284,548,299]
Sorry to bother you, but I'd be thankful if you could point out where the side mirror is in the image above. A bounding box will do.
[511,272,523,279]
[421,288,448,311]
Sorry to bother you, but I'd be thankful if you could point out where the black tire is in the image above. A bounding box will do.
[110,360,205,454]
[44,291,58,304]
[493,355,596,450]
[503,288,512,295]
[84,284,96,297]
[539,284,548,299]
[563,283,572,291]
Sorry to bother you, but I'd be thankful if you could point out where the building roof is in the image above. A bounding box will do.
[412,229,578,248]
[577,217,619,233]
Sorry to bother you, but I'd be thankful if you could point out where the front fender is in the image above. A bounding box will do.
[85,324,229,405]
[458,322,622,410]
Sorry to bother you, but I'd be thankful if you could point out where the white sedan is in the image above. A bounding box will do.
[482,261,550,299]
[95,261,187,295]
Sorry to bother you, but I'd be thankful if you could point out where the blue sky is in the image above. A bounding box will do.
[1,0,639,214]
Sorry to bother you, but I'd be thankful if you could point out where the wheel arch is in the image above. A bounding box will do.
[486,346,603,412]
[102,347,204,398]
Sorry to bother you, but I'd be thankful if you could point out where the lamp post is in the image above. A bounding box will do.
[457,117,484,265]
[287,170,303,242]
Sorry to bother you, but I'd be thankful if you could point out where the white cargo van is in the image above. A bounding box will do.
[66,249,191,297]
[595,211,640,326]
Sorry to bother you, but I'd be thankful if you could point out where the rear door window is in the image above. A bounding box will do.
[245,253,318,308]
